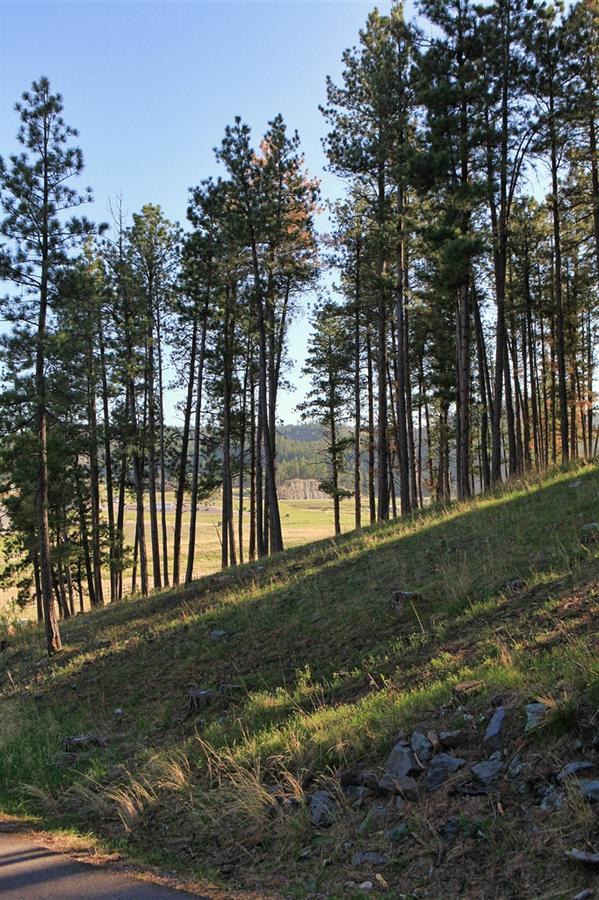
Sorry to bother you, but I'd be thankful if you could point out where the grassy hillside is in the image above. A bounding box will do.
[1,463,599,898]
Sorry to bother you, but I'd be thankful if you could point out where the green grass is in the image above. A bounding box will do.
[1,462,599,898]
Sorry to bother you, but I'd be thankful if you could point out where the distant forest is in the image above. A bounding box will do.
[0,1,597,654]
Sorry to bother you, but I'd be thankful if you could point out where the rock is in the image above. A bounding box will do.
[188,688,215,714]
[351,851,389,867]
[390,590,419,613]
[557,759,595,781]
[62,735,107,753]
[538,785,566,811]
[439,729,465,749]
[565,848,599,865]
[384,740,420,778]
[572,890,594,900]
[504,578,526,594]
[577,779,599,802]
[209,629,227,640]
[568,479,583,489]
[471,756,504,786]
[113,707,124,717]
[483,706,506,751]
[506,754,525,779]
[309,790,336,826]
[439,816,460,842]
[358,882,374,891]
[557,761,595,782]
[581,522,599,545]
[385,823,408,842]
[424,753,465,792]
[525,702,549,733]
[410,729,433,762]
[344,785,371,802]
[357,804,389,835]
[378,773,419,800]
[453,680,483,699]
[357,770,381,790]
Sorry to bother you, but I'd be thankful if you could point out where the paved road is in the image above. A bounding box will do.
[0,833,205,899]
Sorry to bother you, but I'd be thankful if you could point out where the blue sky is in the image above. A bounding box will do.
[0,0,414,423]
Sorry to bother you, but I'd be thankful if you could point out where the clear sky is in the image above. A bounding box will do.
[0,0,413,423]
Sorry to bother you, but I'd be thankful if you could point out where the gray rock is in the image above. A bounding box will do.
[357,804,389,835]
[358,770,381,790]
[309,790,336,826]
[439,816,460,842]
[62,735,107,752]
[557,761,595,782]
[410,729,433,762]
[351,851,389,867]
[538,785,566,811]
[577,779,599,802]
[439,729,464,749]
[525,702,549,733]
[573,890,594,900]
[344,785,371,802]
[188,688,215,714]
[385,823,409,842]
[378,773,419,800]
[565,848,599,865]
[390,590,419,613]
[424,753,465,792]
[209,629,227,640]
[471,756,504,786]
[384,741,420,778]
[507,754,525,779]
[483,707,506,751]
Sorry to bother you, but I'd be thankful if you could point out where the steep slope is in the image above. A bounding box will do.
[1,463,599,898]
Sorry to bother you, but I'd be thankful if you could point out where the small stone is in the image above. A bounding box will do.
[471,757,504,786]
[525,702,549,733]
[378,774,419,800]
[410,729,433,762]
[557,761,595,782]
[439,816,460,842]
[384,741,420,778]
[344,785,371,802]
[424,753,465,792]
[187,688,215,714]
[113,707,124,717]
[358,770,381,790]
[358,882,374,891]
[577,779,599,802]
[538,785,566,811]
[439,729,465,749]
[568,479,583,489]
[504,578,526,594]
[351,851,389,867]
[507,754,525,779]
[483,706,506,751]
[390,590,419,613]
[309,790,336,826]
[565,848,599,865]
[209,629,227,640]
[62,735,107,753]
[385,823,409,842]
[573,890,594,900]
[357,804,389,835]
